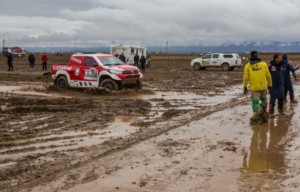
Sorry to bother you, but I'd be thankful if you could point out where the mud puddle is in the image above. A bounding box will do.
[146,84,241,106]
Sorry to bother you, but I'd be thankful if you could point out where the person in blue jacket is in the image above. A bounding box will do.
[282,54,298,103]
[268,53,285,115]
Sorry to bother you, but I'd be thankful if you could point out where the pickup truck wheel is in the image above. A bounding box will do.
[100,79,118,91]
[193,63,201,71]
[136,79,142,90]
[222,63,230,71]
[56,76,68,90]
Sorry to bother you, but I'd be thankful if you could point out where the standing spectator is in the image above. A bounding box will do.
[5,51,13,71]
[243,51,272,124]
[41,53,48,71]
[118,53,126,63]
[140,54,146,74]
[134,53,139,67]
[28,53,36,71]
[268,53,285,115]
[282,54,299,103]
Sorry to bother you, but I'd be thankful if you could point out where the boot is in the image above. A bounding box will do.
[278,99,284,114]
[250,114,262,125]
[259,111,269,123]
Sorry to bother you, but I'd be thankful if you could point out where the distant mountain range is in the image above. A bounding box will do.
[23,42,300,53]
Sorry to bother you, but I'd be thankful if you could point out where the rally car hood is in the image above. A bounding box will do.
[106,64,138,71]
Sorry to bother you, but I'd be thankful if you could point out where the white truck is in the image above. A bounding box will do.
[110,44,150,67]
[191,53,242,71]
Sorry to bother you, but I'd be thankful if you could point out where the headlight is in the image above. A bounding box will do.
[108,69,123,74]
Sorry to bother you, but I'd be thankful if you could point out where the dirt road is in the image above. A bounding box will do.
[0,54,300,192]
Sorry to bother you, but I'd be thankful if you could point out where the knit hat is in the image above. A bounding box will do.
[250,51,258,60]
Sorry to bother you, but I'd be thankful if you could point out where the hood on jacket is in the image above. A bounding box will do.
[250,58,262,65]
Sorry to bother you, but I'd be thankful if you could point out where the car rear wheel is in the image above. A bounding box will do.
[222,63,230,71]
[193,63,201,71]
[100,79,118,91]
[56,76,68,90]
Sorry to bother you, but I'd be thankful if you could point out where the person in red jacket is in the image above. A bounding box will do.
[41,54,48,71]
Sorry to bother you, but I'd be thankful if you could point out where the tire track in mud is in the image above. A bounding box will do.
[0,93,152,191]
[1,92,248,192]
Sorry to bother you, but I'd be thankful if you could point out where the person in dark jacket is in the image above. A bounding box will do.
[118,53,126,63]
[268,53,285,115]
[140,54,146,73]
[28,53,36,71]
[282,54,299,103]
[6,52,13,71]
[134,53,139,67]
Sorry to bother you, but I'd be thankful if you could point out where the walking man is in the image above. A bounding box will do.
[243,51,272,124]
[140,54,146,74]
[6,51,13,71]
[134,53,139,67]
[118,53,126,63]
[28,53,35,71]
[268,53,285,115]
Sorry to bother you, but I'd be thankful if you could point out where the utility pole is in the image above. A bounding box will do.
[2,32,8,51]
[166,40,168,53]
[74,33,79,53]
[159,42,162,53]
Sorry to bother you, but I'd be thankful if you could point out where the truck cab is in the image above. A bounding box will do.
[51,53,142,91]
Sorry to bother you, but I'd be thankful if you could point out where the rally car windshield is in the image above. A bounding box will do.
[98,57,125,66]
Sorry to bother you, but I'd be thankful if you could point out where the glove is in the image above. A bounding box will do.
[243,87,248,95]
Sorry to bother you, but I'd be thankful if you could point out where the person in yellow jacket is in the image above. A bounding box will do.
[243,51,272,124]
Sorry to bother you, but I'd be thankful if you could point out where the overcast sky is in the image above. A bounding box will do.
[1,0,300,48]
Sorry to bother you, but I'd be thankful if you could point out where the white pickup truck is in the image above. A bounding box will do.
[191,53,242,71]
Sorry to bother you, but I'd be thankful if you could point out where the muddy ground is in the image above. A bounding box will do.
[0,53,300,192]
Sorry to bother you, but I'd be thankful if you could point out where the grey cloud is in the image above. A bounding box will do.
[1,0,300,48]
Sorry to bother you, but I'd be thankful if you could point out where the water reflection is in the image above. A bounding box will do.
[243,112,293,171]
[240,105,294,190]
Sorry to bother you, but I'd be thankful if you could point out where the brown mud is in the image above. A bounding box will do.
[0,54,300,192]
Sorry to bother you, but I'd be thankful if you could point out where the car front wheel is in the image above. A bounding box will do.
[136,79,142,90]
[100,79,119,91]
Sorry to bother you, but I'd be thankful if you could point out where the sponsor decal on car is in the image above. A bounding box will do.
[71,57,82,64]
[53,66,72,71]
[84,68,98,80]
